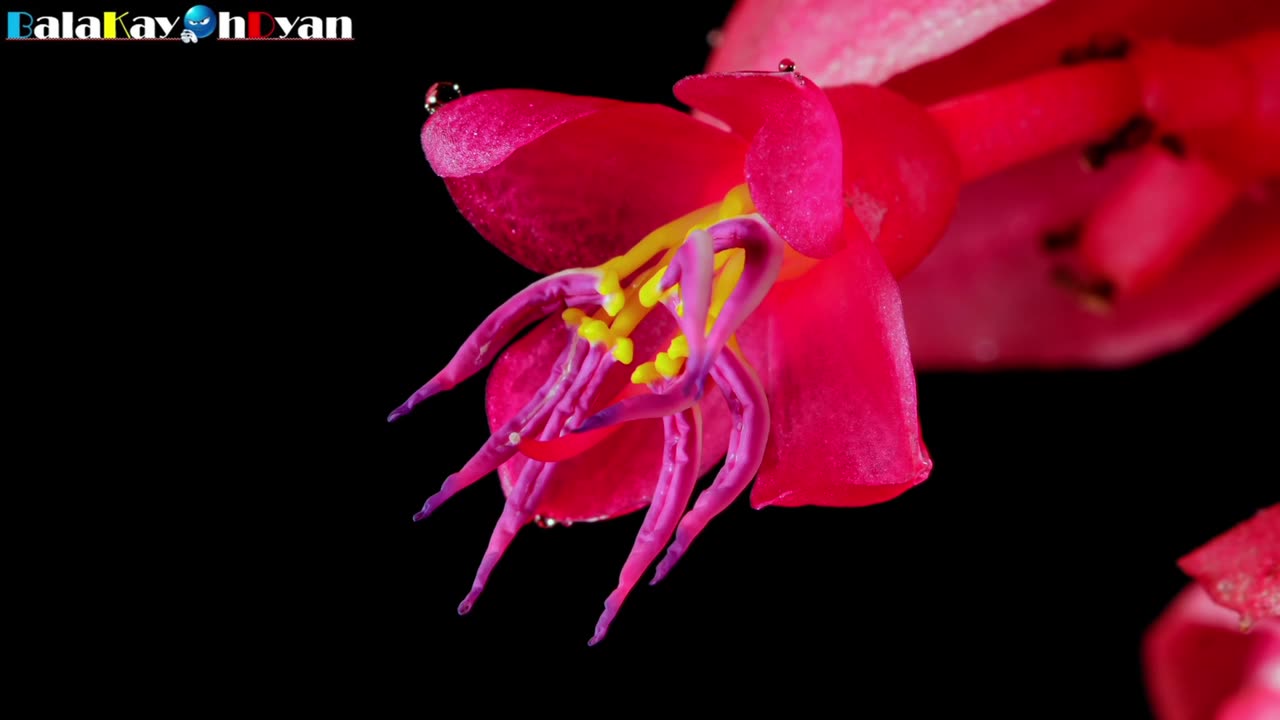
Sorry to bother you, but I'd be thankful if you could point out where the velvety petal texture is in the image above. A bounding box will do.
[1145,584,1280,720]
[708,0,1050,87]
[1179,506,1280,625]
[898,151,1280,368]
[675,71,845,258]
[424,90,747,274]
[486,316,730,523]
[739,221,931,508]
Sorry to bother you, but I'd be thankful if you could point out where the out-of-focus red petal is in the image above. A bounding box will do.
[423,90,746,274]
[887,0,1280,104]
[708,0,1050,87]
[898,150,1280,368]
[484,316,730,524]
[675,71,845,258]
[737,220,931,508]
[1144,584,1280,720]
[1179,506,1280,625]
[825,83,961,277]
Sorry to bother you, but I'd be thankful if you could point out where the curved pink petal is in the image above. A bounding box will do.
[424,90,746,274]
[708,0,1050,87]
[1179,506,1280,626]
[825,83,961,277]
[1144,584,1280,720]
[675,71,845,258]
[898,150,1280,368]
[485,316,730,524]
[737,219,931,508]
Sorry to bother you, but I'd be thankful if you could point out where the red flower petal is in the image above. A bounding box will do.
[1144,584,1280,720]
[1179,506,1280,626]
[888,0,1280,104]
[825,83,961,276]
[898,150,1280,368]
[708,0,1050,87]
[485,316,730,524]
[675,71,845,258]
[423,90,746,274]
[738,220,931,508]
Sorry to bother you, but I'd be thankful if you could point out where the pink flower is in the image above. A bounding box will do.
[390,71,942,642]
[713,0,1280,368]
[1145,507,1280,720]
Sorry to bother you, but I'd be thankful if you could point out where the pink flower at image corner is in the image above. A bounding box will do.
[1145,506,1279,720]
[712,0,1280,368]
[390,0,1280,641]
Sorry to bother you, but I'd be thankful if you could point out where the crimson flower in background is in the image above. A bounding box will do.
[714,0,1280,367]
[1145,507,1279,720]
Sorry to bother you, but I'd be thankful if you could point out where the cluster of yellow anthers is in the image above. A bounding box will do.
[561,184,754,385]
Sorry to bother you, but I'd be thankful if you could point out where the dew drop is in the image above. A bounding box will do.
[535,515,558,529]
[425,81,462,116]
[778,58,796,73]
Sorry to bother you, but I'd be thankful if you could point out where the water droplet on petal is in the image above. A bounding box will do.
[706,28,723,48]
[535,515,557,529]
[425,82,462,116]
[778,58,796,72]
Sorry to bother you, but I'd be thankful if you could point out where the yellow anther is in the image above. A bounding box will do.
[562,308,586,326]
[597,269,622,297]
[603,292,626,317]
[596,270,626,317]
[719,184,755,219]
[655,351,685,379]
[639,268,672,309]
[611,337,635,365]
[676,300,684,317]
[631,362,662,385]
[578,318,612,345]
[667,335,689,360]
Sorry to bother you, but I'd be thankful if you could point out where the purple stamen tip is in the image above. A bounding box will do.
[457,599,474,616]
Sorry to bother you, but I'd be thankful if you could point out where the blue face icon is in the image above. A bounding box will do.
[184,5,216,38]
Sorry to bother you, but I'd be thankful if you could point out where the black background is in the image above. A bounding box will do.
[10,1,1278,713]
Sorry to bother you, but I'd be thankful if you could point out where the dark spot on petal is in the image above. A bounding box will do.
[1051,265,1116,312]
[1042,225,1082,252]
[1061,33,1131,66]
[1081,115,1154,170]
[1159,134,1187,158]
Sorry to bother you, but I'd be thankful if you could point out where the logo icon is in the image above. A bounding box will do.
[181,5,215,42]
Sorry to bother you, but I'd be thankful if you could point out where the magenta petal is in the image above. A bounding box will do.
[708,0,1051,87]
[484,318,730,524]
[825,83,961,277]
[738,222,931,508]
[1179,506,1280,626]
[1144,584,1280,720]
[899,150,1280,368]
[424,90,746,274]
[675,72,845,258]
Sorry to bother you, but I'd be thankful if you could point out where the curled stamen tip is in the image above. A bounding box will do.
[458,594,479,616]
[587,625,609,646]
[387,405,411,423]
[651,552,680,585]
